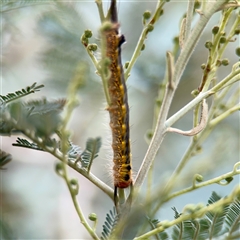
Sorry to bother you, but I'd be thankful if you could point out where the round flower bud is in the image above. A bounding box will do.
[84,29,92,38]
[143,11,151,20]
[147,24,154,32]
[235,47,240,57]
[205,41,212,49]
[212,26,219,35]
[124,61,129,69]
[221,58,229,66]
[234,28,240,35]
[88,213,97,221]
[88,44,98,52]
[219,37,226,44]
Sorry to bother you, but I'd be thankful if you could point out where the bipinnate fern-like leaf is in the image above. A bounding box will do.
[1,98,65,138]
[0,83,47,136]
[0,149,12,169]
[0,82,44,104]
[26,98,66,115]
[12,137,44,151]
[99,193,238,240]
[197,218,211,240]
[12,137,83,160]
[172,207,202,240]
[172,217,210,240]
[205,191,230,238]
[67,141,82,159]
[101,207,118,240]
[222,198,240,239]
[147,217,169,240]
[170,192,239,240]
[79,137,101,171]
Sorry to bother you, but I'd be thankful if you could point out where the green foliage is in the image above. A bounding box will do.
[0,149,12,169]
[205,192,229,238]
[0,82,44,104]
[155,192,240,240]
[147,217,169,240]
[67,141,82,159]
[104,192,240,240]
[171,207,208,240]
[0,83,47,136]
[1,82,102,178]
[101,207,118,240]
[1,98,65,138]
[79,137,102,172]
[222,198,240,239]
[12,137,45,151]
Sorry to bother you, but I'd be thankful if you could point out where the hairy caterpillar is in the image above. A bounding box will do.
[102,0,132,200]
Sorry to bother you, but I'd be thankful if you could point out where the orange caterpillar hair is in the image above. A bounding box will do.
[102,0,132,193]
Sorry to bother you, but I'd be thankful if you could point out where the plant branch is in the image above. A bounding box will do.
[56,71,100,240]
[95,0,105,23]
[217,1,240,11]
[124,1,165,80]
[86,47,99,71]
[133,185,240,240]
[218,10,240,57]
[150,80,239,214]
[164,161,240,203]
[179,17,186,49]
[0,82,44,104]
[9,115,114,201]
[192,101,201,142]
[209,103,240,127]
[165,65,239,132]
[167,99,208,136]
[166,51,174,89]
[211,67,240,92]
[50,144,114,200]
[184,0,195,47]
[133,0,228,195]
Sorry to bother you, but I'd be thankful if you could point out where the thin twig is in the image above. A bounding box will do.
[12,124,114,200]
[184,0,195,46]
[167,99,208,136]
[150,74,239,215]
[217,1,240,11]
[134,0,227,192]
[166,51,175,90]
[59,74,100,240]
[124,1,165,80]
[134,185,240,240]
[95,0,105,23]
[209,103,240,127]
[164,161,240,202]
[114,3,228,236]
[179,17,186,49]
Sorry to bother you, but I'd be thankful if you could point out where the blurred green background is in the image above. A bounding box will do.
[1,1,239,239]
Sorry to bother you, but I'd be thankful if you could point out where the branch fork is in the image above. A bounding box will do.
[167,99,208,136]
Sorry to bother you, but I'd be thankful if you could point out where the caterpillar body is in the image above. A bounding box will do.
[103,0,132,193]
